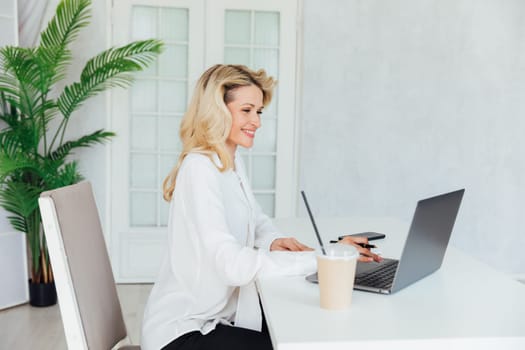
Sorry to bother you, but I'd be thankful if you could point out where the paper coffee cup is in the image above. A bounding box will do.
[317,244,359,310]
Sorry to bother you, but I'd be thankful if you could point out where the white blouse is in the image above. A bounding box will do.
[141,152,315,350]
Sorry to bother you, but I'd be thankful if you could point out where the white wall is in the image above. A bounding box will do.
[300,0,525,275]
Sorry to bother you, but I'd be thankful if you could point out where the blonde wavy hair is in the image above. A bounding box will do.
[162,64,276,201]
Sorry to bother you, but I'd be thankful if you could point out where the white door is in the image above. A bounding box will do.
[111,0,299,282]
[207,0,298,218]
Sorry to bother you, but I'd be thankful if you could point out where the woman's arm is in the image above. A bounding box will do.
[252,200,283,250]
[252,201,313,252]
[177,156,265,286]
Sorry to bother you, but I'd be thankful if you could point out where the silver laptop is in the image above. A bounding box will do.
[305,189,465,294]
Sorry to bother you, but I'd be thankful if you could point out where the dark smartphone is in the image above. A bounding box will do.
[337,232,386,241]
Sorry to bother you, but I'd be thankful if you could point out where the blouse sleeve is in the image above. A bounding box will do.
[177,156,265,286]
[253,200,284,251]
[233,154,285,251]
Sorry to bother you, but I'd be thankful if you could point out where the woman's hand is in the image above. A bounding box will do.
[339,236,383,263]
[270,237,314,252]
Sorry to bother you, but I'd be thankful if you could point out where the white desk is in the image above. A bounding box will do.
[257,218,525,350]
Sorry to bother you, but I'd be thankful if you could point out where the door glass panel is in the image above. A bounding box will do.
[131,80,157,113]
[225,10,251,45]
[159,81,187,113]
[253,118,276,152]
[254,12,279,46]
[265,94,277,116]
[159,117,182,152]
[160,8,188,41]
[159,155,178,227]
[224,47,251,66]
[252,155,276,190]
[254,48,279,78]
[137,59,157,78]
[159,198,170,226]
[132,7,157,40]
[131,116,157,151]
[130,192,157,226]
[159,45,188,78]
[131,154,158,189]
[255,194,275,217]
[130,5,190,227]
[160,155,178,180]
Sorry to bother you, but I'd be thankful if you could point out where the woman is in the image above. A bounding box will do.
[141,64,380,350]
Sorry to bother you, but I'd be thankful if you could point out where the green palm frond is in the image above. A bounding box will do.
[40,0,91,51]
[0,69,21,98]
[0,46,41,118]
[81,40,164,79]
[37,0,91,89]
[0,49,60,155]
[0,46,36,79]
[0,153,41,179]
[43,161,83,189]
[49,129,115,161]
[6,216,28,234]
[0,180,41,219]
[0,92,22,126]
[0,129,33,156]
[58,39,163,119]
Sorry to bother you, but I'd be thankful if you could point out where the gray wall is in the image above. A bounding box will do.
[300,0,525,275]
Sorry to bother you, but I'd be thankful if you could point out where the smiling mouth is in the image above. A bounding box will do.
[242,129,255,138]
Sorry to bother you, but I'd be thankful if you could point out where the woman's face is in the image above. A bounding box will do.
[225,84,264,156]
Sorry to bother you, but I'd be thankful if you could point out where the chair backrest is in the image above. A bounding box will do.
[39,181,133,350]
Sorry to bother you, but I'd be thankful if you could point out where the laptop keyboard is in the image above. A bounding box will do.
[356,260,399,289]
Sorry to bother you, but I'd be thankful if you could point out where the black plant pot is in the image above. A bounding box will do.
[28,280,57,307]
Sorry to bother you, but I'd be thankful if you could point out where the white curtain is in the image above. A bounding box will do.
[18,0,59,47]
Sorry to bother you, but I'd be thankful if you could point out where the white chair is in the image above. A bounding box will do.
[39,181,140,350]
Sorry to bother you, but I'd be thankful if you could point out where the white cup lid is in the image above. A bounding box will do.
[319,243,359,260]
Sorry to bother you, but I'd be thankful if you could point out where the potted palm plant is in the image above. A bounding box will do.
[0,0,163,306]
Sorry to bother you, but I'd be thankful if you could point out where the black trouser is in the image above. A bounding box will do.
[161,321,272,350]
